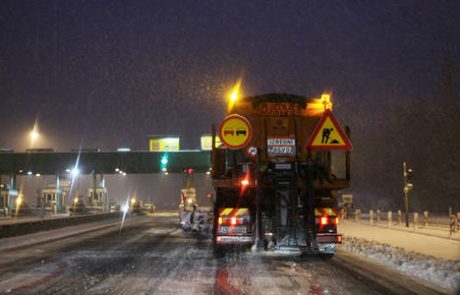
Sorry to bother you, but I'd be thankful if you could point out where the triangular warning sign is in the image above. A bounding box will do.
[306,110,352,150]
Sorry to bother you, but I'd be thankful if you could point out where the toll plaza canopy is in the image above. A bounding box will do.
[0,151,210,175]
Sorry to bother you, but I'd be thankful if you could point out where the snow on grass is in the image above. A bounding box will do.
[342,237,460,292]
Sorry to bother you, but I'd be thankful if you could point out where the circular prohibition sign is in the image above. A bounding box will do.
[218,114,253,149]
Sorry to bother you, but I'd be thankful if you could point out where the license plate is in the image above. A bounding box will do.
[218,226,247,234]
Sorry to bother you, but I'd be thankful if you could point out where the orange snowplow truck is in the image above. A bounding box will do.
[211,93,351,257]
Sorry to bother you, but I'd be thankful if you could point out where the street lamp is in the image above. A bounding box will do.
[29,122,40,148]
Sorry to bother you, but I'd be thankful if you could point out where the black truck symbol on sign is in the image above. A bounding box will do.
[236,129,247,136]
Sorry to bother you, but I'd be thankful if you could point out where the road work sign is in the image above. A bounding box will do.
[219,114,252,149]
[307,110,352,150]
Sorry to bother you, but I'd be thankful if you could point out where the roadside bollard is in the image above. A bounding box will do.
[423,211,429,227]
[457,213,460,232]
[397,210,402,225]
[388,211,392,227]
[377,208,381,223]
[370,209,374,225]
[413,212,419,230]
[450,214,456,236]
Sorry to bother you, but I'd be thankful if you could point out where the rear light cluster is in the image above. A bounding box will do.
[317,216,339,225]
[218,216,244,225]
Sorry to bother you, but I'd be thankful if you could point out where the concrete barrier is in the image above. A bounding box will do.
[0,212,122,239]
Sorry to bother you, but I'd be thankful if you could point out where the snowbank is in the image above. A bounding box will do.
[341,236,460,292]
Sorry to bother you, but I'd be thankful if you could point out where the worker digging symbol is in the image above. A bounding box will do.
[322,128,333,143]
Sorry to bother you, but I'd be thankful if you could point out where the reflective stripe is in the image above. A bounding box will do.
[236,208,248,216]
[314,209,322,216]
[220,208,233,216]
[325,208,336,216]
[314,208,337,217]
[219,208,249,217]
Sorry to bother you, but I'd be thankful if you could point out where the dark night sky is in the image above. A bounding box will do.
[1,1,460,210]
[1,0,459,150]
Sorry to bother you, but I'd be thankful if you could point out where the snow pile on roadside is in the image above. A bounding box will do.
[342,237,460,292]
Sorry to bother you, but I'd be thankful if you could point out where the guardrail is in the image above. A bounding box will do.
[0,212,122,239]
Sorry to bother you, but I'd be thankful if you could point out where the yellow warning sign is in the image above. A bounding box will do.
[307,110,352,150]
[218,114,252,149]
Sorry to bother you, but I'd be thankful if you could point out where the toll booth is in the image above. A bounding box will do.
[0,183,9,216]
[88,187,107,208]
[341,194,353,219]
[40,185,67,214]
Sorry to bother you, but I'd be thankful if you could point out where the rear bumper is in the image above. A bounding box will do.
[216,235,254,244]
[316,233,342,244]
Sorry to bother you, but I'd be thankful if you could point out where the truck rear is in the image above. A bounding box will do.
[211,93,351,256]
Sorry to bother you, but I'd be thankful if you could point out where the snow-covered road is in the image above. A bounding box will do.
[0,213,449,294]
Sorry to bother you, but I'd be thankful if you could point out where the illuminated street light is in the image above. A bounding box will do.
[131,197,136,205]
[30,130,39,141]
[27,171,33,176]
[35,173,41,177]
[29,120,40,147]
[70,168,80,178]
[74,197,79,204]
[16,196,23,206]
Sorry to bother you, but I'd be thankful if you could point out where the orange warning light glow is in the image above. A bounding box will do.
[306,92,333,116]
[227,78,242,111]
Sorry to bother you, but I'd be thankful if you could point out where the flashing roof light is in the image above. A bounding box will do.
[227,78,242,111]
[321,93,332,111]
[306,92,333,116]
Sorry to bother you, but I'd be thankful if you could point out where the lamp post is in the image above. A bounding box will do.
[403,162,414,227]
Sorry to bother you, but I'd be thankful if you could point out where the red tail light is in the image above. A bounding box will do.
[218,217,223,225]
[336,217,339,224]
[231,217,237,225]
[241,179,249,186]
